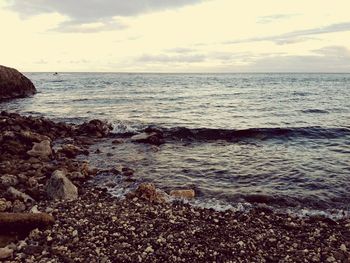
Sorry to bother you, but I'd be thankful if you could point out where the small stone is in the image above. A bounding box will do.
[340,244,347,252]
[0,198,11,212]
[0,174,18,187]
[30,205,40,213]
[28,177,38,187]
[0,246,13,259]
[237,241,244,247]
[326,256,336,262]
[144,246,154,254]
[72,230,78,237]
[29,228,42,239]
[23,245,43,255]
[12,199,26,212]
[45,207,53,213]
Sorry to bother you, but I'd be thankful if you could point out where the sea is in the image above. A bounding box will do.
[2,73,350,217]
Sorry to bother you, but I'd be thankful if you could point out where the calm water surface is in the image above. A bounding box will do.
[2,73,350,214]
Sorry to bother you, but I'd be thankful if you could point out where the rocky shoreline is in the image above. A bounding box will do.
[0,111,350,262]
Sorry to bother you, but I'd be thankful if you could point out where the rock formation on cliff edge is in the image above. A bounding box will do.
[0,65,36,100]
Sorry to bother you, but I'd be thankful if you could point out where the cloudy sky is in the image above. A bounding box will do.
[1,0,350,72]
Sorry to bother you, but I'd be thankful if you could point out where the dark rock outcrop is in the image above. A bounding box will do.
[0,65,36,100]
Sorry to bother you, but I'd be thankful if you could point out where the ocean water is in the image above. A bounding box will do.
[2,73,350,214]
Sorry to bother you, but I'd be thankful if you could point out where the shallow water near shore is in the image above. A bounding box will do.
[1,73,350,215]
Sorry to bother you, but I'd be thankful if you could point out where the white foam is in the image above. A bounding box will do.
[111,121,144,134]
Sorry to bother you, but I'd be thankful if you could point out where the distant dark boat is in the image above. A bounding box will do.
[53,72,58,75]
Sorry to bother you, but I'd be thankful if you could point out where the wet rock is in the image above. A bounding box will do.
[77,119,112,137]
[122,167,134,177]
[46,170,78,200]
[7,187,35,202]
[80,162,97,177]
[0,174,18,187]
[0,246,13,260]
[0,212,54,233]
[112,139,124,144]
[127,183,167,203]
[0,65,36,100]
[57,144,89,158]
[27,140,52,159]
[131,132,164,146]
[170,189,195,199]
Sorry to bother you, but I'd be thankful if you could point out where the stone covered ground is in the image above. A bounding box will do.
[0,111,350,262]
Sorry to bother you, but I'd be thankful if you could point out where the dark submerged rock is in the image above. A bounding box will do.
[0,65,36,100]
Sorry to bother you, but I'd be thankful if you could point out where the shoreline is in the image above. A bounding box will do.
[0,111,349,262]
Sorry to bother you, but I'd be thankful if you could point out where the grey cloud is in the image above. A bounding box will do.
[313,45,350,57]
[6,0,204,32]
[257,14,299,24]
[137,54,206,63]
[52,19,128,33]
[165,48,196,53]
[244,46,350,72]
[225,22,350,45]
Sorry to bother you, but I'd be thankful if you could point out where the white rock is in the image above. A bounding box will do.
[30,205,40,213]
[340,244,347,252]
[27,140,52,159]
[237,241,244,247]
[144,246,154,253]
[46,170,78,200]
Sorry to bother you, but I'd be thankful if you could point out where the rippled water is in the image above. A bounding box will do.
[1,73,350,212]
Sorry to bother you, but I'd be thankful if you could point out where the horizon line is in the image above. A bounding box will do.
[24,71,350,74]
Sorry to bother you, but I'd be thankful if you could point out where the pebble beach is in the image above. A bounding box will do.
[0,111,350,262]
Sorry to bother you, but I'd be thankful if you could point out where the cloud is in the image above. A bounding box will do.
[225,22,350,45]
[137,54,206,63]
[52,19,128,33]
[6,0,204,32]
[256,14,299,24]
[244,46,350,72]
[165,48,196,53]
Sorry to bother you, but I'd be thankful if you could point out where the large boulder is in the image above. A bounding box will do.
[0,65,36,100]
[46,170,78,200]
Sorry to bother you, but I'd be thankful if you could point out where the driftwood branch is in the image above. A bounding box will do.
[0,213,54,233]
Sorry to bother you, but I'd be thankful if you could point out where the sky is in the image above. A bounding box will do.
[1,0,350,72]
